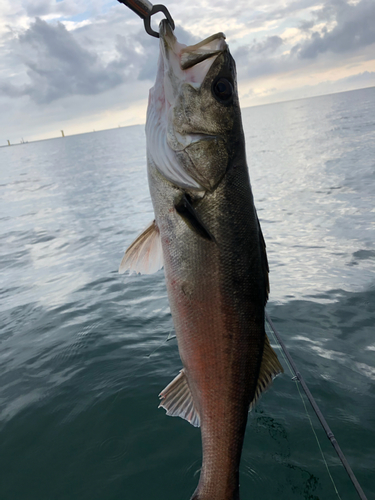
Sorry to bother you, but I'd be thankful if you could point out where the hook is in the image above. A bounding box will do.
[117,0,175,38]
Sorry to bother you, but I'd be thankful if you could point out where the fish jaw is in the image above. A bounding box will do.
[145,20,229,191]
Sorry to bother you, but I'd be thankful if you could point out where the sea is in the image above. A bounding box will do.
[0,86,374,500]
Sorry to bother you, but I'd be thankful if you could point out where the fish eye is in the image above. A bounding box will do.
[212,78,233,103]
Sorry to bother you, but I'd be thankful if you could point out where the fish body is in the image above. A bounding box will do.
[120,20,282,500]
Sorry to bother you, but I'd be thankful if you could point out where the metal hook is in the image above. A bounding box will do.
[117,0,175,38]
[144,4,175,37]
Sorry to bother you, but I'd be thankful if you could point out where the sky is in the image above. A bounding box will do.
[0,0,374,144]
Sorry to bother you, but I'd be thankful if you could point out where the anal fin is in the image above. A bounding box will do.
[159,369,200,428]
[249,334,283,411]
[119,220,164,275]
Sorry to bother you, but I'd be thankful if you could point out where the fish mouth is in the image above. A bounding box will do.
[180,33,227,70]
[159,20,227,86]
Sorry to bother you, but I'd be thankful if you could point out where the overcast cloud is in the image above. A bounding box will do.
[0,0,374,143]
[296,0,375,58]
[1,18,130,103]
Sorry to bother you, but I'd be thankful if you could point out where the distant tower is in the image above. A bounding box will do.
[7,140,10,146]
[61,130,65,137]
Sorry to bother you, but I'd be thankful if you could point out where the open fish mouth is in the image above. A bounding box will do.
[159,20,227,88]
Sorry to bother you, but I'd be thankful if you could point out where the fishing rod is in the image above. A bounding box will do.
[265,311,368,500]
[117,0,174,37]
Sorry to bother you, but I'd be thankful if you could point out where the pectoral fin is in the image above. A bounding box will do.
[118,220,164,275]
[159,369,200,428]
[249,334,283,411]
[175,194,215,242]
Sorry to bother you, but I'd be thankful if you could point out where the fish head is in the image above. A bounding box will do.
[146,20,242,192]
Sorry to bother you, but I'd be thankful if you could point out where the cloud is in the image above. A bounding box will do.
[25,0,80,18]
[227,0,318,34]
[0,0,374,142]
[295,0,375,58]
[298,19,315,32]
[0,17,141,103]
[235,35,284,58]
[339,70,375,87]
[233,35,289,81]
[243,70,375,107]
[0,15,202,104]
[231,0,375,83]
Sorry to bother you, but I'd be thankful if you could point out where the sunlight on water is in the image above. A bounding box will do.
[0,89,374,500]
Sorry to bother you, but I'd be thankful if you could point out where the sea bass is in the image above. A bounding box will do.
[119,20,283,500]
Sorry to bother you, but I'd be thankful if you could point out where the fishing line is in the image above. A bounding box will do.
[294,369,342,500]
[266,319,341,499]
[265,311,368,500]
[146,330,176,358]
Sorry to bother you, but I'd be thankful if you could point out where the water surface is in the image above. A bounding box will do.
[1,87,374,500]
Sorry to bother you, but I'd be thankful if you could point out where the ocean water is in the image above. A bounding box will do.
[0,86,374,500]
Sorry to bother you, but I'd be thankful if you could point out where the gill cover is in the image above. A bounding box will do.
[146,20,237,192]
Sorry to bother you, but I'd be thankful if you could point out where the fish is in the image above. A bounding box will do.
[119,19,283,500]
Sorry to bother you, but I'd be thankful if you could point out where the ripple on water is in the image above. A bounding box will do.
[0,91,374,499]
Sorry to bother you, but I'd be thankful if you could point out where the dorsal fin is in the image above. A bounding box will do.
[249,334,283,411]
[118,220,164,275]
